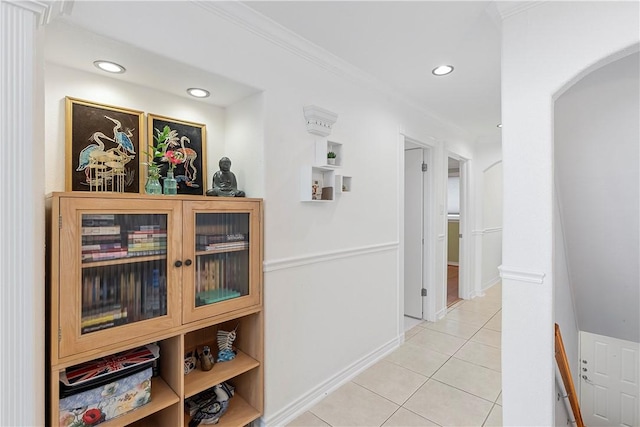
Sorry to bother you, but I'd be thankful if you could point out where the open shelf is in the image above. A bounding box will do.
[300,166,335,202]
[184,350,260,398]
[336,175,352,194]
[315,140,343,168]
[183,393,261,427]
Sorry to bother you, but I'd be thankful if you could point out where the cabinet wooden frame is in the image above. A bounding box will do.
[47,192,264,427]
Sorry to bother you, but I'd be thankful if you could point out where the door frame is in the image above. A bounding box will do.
[399,134,437,327]
[445,152,470,302]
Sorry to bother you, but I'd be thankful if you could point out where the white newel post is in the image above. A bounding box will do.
[0,1,66,425]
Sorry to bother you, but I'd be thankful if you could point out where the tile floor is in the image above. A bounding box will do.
[287,283,503,427]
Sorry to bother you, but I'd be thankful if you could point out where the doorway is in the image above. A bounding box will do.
[447,157,462,307]
[403,141,432,320]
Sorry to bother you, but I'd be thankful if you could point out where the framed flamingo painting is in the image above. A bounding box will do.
[147,114,207,195]
[65,97,144,193]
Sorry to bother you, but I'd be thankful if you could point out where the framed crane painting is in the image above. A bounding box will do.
[147,114,207,195]
[65,97,144,193]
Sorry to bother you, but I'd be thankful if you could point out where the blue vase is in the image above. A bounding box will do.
[163,170,178,195]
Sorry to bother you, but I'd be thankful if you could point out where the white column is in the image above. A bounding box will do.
[0,1,48,425]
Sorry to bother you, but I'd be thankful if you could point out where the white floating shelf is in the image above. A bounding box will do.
[300,166,335,202]
[315,140,343,168]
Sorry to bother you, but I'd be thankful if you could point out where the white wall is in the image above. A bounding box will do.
[554,52,639,343]
[44,64,229,194]
[43,1,476,424]
[500,2,639,425]
[472,141,502,297]
[481,161,502,289]
[225,92,266,198]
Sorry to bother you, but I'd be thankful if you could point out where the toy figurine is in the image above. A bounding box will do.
[184,350,197,375]
[216,326,238,362]
[199,346,215,371]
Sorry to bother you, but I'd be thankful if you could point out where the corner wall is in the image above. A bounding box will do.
[500,2,639,425]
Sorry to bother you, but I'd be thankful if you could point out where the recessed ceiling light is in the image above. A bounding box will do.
[187,88,210,98]
[93,60,126,74]
[497,123,503,128]
[432,65,454,76]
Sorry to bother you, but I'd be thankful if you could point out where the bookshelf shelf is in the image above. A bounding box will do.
[48,192,264,427]
[81,254,167,268]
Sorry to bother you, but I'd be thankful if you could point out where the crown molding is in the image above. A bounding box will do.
[494,1,545,20]
[5,0,72,26]
[190,0,471,140]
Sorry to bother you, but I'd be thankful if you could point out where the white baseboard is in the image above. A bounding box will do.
[482,275,501,293]
[436,306,448,320]
[260,336,401,427]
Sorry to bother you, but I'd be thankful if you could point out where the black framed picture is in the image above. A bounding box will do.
[65,97,144,193]
[147,114,207,195]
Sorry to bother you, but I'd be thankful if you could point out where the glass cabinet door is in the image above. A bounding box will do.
[58,198,182,358]
[183,201,262,323]
[80,213,168,334]
[194,212,250,307]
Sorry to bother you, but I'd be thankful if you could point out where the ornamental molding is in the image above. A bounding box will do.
[190,0,470,140]
[494,1,545,20]
[303,105,338,137]
[5,0,73,26]
[498,265,546,284]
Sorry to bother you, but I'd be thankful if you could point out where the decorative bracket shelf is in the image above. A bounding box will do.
[303,105,338,137]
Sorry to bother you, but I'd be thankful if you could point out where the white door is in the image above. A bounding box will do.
[580,331,639,427]
[404,147,424,318]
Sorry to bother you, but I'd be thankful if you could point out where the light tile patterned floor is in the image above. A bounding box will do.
[287,283,503,427]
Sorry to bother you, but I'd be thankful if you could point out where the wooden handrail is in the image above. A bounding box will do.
[555,323,586,427]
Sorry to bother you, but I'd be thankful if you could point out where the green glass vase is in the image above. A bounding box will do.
[145,173,162,195]
[163,170,178,195]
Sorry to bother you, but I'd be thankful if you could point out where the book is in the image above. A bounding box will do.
[195,233,248,245]
[82,225,121,236]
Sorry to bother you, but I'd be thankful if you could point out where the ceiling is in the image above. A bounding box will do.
[45,1,503,145]
[242,1,503,144]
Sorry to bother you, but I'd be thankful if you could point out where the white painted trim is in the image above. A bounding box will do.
[495,1,545,20]
[1,2,46,425]
[472,229,484,236]
[499,265,546,284]
[191,0,471,139]
[484,227,503,234]
[437,234,445,241]
[5,0,72,25]
[435,307,448,320]
[482,275,502,292]
[263,242,398,272]
[260,336,401,427]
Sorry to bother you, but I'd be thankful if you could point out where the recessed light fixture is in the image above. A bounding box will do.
[432,65,454,76]
[187,88,210,98]
[497,123,503,128]
[93,60,126,74]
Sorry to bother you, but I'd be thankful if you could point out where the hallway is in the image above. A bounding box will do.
[287,283,503,426]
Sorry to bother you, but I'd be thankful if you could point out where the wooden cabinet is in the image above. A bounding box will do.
[47,192,263,427]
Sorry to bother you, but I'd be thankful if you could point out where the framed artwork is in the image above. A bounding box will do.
[65,97,144,193]
[147,114,207,195]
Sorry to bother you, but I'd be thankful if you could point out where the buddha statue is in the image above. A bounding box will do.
[206,157,245,197]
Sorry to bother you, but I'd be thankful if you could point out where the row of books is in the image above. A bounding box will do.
[195,233,248,245]
[197,241,249,252]
[81,268,166,334]
[81,214,116,227]
[194,255,247,306]
[82,227,168,262]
